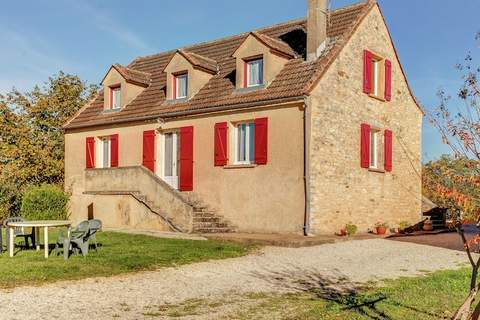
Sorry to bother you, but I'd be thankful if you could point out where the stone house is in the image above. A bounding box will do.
[63,0,423,235]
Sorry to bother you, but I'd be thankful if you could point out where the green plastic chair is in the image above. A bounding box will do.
[4,217,34,250]
[87,219,102,251]
[56,221,90,260]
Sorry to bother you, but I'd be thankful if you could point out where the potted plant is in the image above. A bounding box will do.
[345,223,358,236]
[423,219,434,231]
[375,222,389,235]
[336,228,347,237]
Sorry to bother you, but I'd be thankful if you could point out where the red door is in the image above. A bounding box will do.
[143,130,156,172]
[179,126,194,191]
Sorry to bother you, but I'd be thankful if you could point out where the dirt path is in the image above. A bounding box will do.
[0,239,468,319]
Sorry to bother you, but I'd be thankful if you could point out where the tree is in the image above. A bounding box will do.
[429,32,480,320]
[0,72,97,218]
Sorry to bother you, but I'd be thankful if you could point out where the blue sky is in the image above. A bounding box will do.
[0,0,478,162]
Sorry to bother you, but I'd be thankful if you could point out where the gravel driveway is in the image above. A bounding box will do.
[0,239,468,319]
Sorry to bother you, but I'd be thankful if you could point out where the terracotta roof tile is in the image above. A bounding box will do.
[175,50,218,74]
[110,64,151,87]
[65,1,372,129]
[249,31,297,58]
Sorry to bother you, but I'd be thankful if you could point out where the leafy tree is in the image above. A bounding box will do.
[423,155,480,221]
[429,32,480,320]
[0,72,97,218]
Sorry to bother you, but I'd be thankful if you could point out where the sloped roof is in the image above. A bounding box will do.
[65,1,375,130]
[172,49,218,74]
[247,31,297,58]
[106,64,151,87]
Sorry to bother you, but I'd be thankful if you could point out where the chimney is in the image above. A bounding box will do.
[307,0,328,61]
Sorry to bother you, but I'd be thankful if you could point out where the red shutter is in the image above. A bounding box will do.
[254,118,268,165]
[385,59,392,101]
[110,134,119,168]
[363,50,373,94]
[360,124,371,169]
[179,126,194,191]
[384,130,393,172]
[214,122,228,166]
[86,137,95,169]
[143,130,156,172]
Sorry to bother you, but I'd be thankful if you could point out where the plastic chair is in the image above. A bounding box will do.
[3,217,34,250]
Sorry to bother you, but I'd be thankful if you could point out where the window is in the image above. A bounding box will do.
[174,73,188,99]
[96,137,112,168]
[110,86,121,109]
[363,50,391,101]
[369,129,379,169]
[234,122,255,164]
[246,58,263,87]
[372,59,381,97]
[369,129,384,169]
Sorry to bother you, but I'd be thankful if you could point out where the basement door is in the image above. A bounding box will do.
[163,132,180,189]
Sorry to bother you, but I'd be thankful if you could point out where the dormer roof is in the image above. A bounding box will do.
[172,49,218,74]
[239,31,297,58]
[102,64,152,87]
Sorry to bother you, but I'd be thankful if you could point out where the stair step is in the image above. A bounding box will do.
[193,216,221,223]
[193,222,229,228]
[193,227,235,233]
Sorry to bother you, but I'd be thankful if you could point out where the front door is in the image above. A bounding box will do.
[163,132,179,189]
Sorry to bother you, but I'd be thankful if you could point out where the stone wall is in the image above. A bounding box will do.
[307,5,423,234]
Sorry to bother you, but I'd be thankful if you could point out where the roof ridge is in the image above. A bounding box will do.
[130,1,368,65]
[132,17,306,63]
[330,0,370,14]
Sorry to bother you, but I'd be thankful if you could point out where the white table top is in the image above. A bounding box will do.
[7,220,71,227]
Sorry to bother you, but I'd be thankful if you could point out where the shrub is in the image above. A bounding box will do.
[20,184,69,221]
[345,223,358,236]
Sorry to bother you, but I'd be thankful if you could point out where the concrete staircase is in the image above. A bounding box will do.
[180,192,236,234]
[84,166,235,234]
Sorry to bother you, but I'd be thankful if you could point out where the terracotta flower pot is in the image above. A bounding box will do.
[376,227,387,235]
[338,229,347,236]
[423,221,433,231]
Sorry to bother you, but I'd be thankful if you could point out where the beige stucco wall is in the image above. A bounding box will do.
[65,102,306,234]
[163,53,213,100]
[233,35,289,88]
[307,6,423,234]
[102,68,145,110]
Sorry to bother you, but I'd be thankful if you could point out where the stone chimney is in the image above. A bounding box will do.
[307,0,328,61]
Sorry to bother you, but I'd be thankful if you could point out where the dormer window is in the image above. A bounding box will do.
[109,85,121,110]
[245,57,264,88]
[173,72,188,100]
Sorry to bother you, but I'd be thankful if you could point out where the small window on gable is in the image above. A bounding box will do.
[234,122,255,164]
[363,50,392,101]
[173,72,188,100]
[109,85,121,110]
[369,128,384,170]
[245,58,263,88]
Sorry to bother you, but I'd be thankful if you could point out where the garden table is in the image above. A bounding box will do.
[7,220,71,258]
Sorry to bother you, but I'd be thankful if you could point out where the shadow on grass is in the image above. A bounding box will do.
[250,266,448,320]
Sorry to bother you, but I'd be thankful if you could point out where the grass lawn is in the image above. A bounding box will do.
[232,268,471,319]
[141,268,471,319]
[0,231,251,289]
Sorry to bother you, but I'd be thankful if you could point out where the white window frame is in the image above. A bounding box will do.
[96,136,111,168]
[233,122,255,165]
[372,60,380,97]
[111,86,121,110]
[370,129,382,169]
[175,73,188,99]
[246,58,264,87]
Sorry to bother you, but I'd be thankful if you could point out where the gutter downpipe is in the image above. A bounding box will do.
[303,96,313,237]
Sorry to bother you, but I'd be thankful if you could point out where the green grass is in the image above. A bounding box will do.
[232,268,471,319]
[0,231,251,289]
